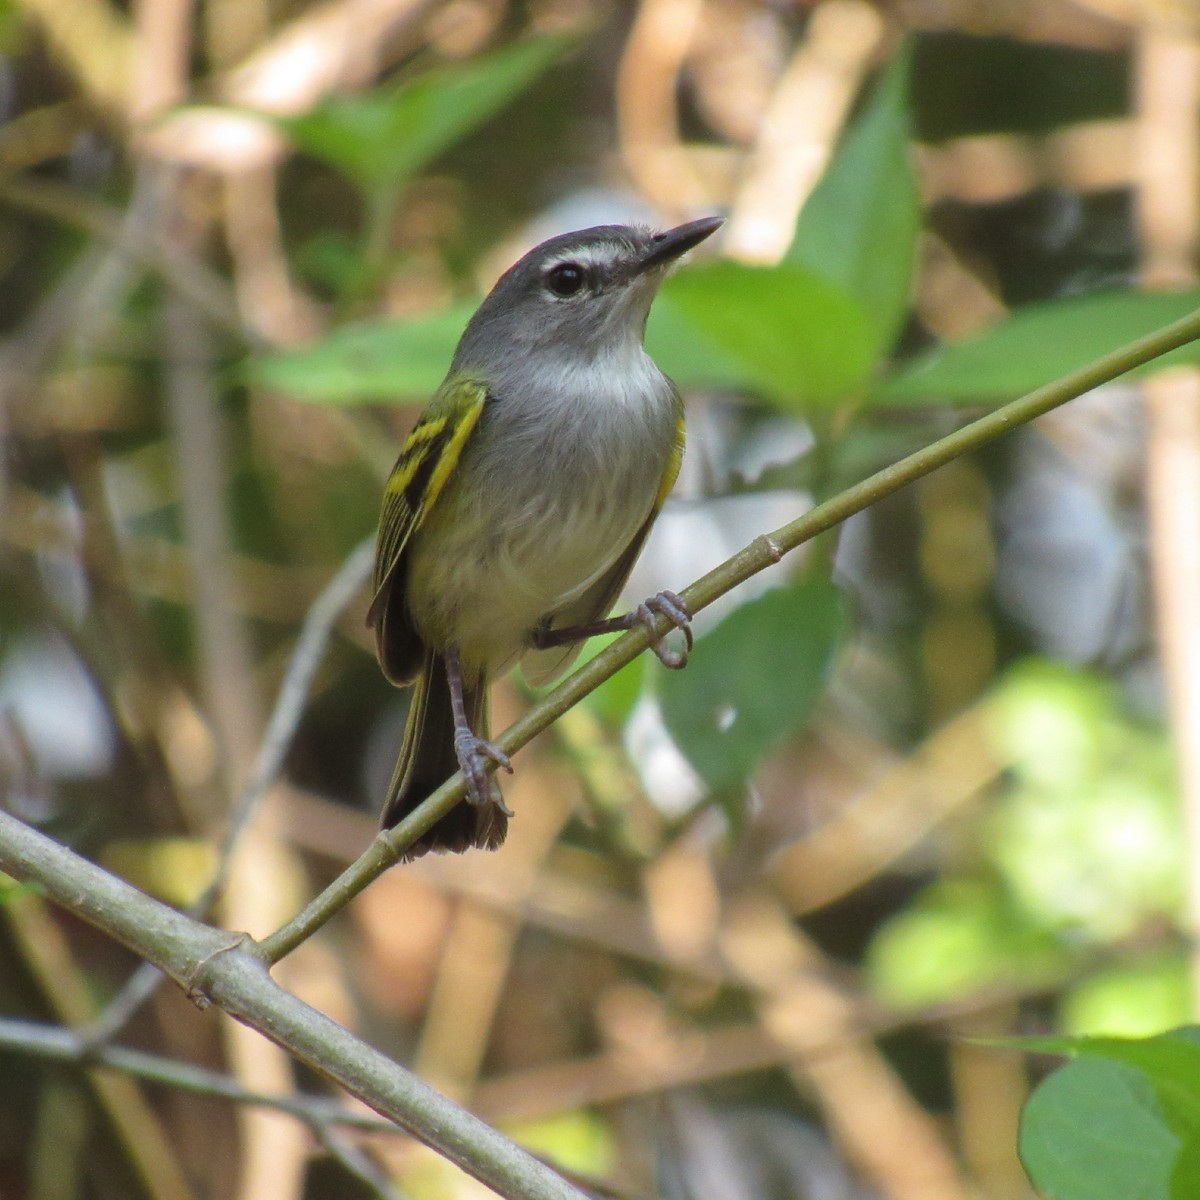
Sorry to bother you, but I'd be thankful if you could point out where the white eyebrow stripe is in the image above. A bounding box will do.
[545,245,621,272]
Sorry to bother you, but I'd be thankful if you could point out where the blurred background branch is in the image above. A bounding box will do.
[2,1,1198,1197]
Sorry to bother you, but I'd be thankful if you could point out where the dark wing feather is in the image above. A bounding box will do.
[366,376,489,685]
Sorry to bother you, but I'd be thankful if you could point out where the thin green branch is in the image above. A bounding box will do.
[260,304,1200,964]
[0,810,589,1200]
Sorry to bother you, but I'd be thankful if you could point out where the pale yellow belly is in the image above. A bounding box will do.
[405,482,653,678]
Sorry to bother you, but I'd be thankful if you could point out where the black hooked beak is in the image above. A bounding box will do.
[636,215,724,274]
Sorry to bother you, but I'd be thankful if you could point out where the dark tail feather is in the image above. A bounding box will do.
[380,649,508,857]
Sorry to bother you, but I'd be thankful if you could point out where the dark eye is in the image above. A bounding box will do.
[545,261,586,297]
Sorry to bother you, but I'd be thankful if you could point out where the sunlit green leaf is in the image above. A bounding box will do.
[100,837,217,907]
[506,1111,614,1177]
[1061,956,1192,1039]
[581,640,646,727]
[866,878,1064,1009]
[0,873,37,903]
[985,663,1182,942]
[654,262,876,408]
[880,289,1200,405]
[790,49,918,361]
[659,579,844,793]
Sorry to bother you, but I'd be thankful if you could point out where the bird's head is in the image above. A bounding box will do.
[453,216,723,375]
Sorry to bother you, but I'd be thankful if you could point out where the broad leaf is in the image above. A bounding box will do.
[1017,1029,1200,1199]
[881,289,1200,405]
[790,49,919,361]
[659,579,843,793]
[1014,1030,1200,1136]
[653,262,876,408]
[1020,1055,1178,1200]
[1171,1133,1200,1200]
[865,878,1064,1010]
[645,296,750,395]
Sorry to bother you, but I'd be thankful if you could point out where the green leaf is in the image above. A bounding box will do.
[506,1111,614,1178]
[1061,955,1193,1039]
[582,640,646,727]
[880,289,1200,405]
[645,295,750,395]
[279,36,572,189]
[865,878,1064,1009]
[653,262,876,408]
[1020,1032,1200,1137]
[789,49,919,361]
[248,306,472,403]
[1170,1132,1200,1200]
[1081,1033,1200,1135]
[294,230,371,294]
[1020,1054,1179,1200]
[0,875,37,903]
[984,662,1182,942]
[659,579,844,793]
[528,630,647,727]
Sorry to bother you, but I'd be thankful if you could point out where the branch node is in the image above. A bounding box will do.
[757,534,785,563]
[378,826,407,867]
[183,931,258,1009]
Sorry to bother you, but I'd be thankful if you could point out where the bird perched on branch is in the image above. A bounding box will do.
[368,216,723,856]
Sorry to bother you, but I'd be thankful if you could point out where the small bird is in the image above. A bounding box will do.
[367,216,723,856]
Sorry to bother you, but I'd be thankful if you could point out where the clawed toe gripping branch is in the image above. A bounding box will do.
[453,730,515,814]
[531,587,694,669]
[635,589,693,669]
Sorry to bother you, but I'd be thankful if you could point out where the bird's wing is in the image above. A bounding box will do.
[367,375,488,684]
[521,403,686,687]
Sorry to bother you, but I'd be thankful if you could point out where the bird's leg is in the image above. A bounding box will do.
[531,590,693,670]
[445,645,513,812]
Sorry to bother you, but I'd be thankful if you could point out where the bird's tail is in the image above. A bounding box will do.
[380,649,508,857]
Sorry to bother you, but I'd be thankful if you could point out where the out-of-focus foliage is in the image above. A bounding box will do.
[866,875,1067,1012]
[988,666,1182,942]
[249,304,476,400]
[655,260,879,406]
[279,36,574,191]
[788,50,920,359]
[1061,956,1191,1038]
[2,3,1199,1200]
[868,665,1185,1012]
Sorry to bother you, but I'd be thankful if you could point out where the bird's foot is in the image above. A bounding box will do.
[453,730,514,814]
[529,590,694,668]
[635,590,693,670]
